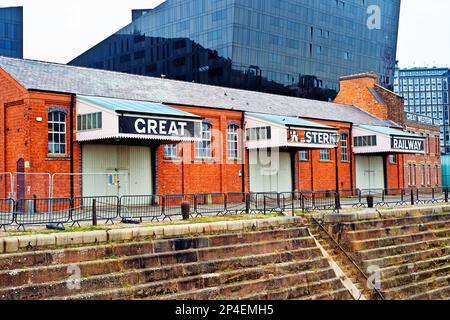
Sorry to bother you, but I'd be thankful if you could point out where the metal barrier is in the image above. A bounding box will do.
[0,199,14,230]
[339,189,363,208]
[119,195,163,222]
[14,198,71,230]
[195,193,226,216]
[301,191,339,212]
[280,192,303,213]
[251,192,282,213]
[71,196,120,226]
[226,193,249,215]
[379,189,408,207]
[161,194,195,219]
[416,187,446,204]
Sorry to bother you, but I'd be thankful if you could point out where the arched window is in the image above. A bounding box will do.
[227,124,239,160]
[48,110,67,155]
[195,122,212,159]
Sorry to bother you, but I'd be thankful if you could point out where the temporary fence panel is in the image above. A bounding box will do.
[0,173,14,199]
[71,196,120,225]
[379,189,408,206]
[119,195,163,221]
[0,198,14,229]
[14,173,51,199]
[416,188,445,204]
[250,192,282,213]
[226,193,249,214]
[280,192,303,212]
[14,198,71,229]
[162,194,195,219]
[194,193,226,216]
[339,189,363,208]
[301,191,338,212]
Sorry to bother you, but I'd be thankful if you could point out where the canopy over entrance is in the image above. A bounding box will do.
[76,95,203,142]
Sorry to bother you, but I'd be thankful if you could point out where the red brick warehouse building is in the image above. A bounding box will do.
[0,57,427,199]
[335,72,442,190]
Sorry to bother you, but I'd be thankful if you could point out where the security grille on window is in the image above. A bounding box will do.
[354,135,377,147]
[196,123,212,159]
[227,124,239,160]
[340,133,348,161]
[164,144,178,159]
[320,149,330,161]
[246,127,271,141]
[299,150,309,161]
[77,112,102,131]
[48,111,66,155]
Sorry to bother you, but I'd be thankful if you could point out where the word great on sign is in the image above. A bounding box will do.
[119,116,199,138]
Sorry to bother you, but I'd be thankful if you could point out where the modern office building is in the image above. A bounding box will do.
[0,6,23,58]
[70,0,401,101]
[394,67,450,153]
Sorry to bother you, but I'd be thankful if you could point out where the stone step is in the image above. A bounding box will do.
[362,246,450,269]
[379,255,450,279]
[295,287,354,300]
[409,284,450,300]
[343,220,450,242]
[0,227,311,271]
[383,274,450,300]
[150,268,338,301]
[241,278,347,300]
[380,263,450,290]
[340,213,450,232]
[350,228,450,251]
[0,244,323,289]
[0,237,318,299]
[357,237,450,261]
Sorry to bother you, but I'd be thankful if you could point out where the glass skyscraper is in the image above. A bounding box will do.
[394,67,450,153]
[70,0,400,101]
[0,6,23,58]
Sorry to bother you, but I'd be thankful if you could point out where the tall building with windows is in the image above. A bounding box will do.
[394,67,450,153]
[0,6,23,58]
[70,0,401,101]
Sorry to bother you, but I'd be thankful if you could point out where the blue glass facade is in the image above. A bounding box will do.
[70,0,400,101]
[0,7,23,58]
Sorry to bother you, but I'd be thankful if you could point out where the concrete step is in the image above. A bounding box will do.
[343,220,450,242]
[0,237,318,299]
[409,284,450,300]
[340,213,450,232]
[380,263,450,290]
[379,255,450,279]
[0,245,323,289]
[362,246,450,269]
[241,278,347,300]
[296,287,354,300]
[0,227,311,271]
[357,237,450,261]
[350,228,450,251]
[149,267,338,301]
[383,274,450,300]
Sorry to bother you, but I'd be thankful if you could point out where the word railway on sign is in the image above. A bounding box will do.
[391,136,425,152]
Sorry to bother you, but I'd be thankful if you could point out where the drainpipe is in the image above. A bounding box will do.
[69,94,75,200]
[241,111,246,193]
[349,123,354,191]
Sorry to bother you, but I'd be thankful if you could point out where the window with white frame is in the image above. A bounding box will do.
[340,133,348,162]
[48,111,67,155]
[196,122,212,159]
[389,155,397,164]
[320,149,330,161]
[299,150,309,161]
[227,124,239,160]
[421,165,425,186]
[164,144,178,159]
[427,165,432,186]
[435,165,440,186]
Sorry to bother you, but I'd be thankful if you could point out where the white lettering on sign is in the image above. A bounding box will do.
[304,131,337,145]
[122,116,194,137]
[391,137,424,152]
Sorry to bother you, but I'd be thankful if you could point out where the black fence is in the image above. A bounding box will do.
[0,188,448,230]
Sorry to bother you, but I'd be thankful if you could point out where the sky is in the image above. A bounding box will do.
[1,0,449,68]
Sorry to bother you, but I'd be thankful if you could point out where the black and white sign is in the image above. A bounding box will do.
[119,116,200,138]
[405,113,440,126]
[391,136,425,152]
[304,131,339,145]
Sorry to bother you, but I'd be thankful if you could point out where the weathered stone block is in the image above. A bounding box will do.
[18,236,38,250]
[107,229,133,242]
[82,231,107,245]
[4,238,19,253]
[36,234,56,248]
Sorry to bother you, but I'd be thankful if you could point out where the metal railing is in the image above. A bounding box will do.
[0,188,448,231]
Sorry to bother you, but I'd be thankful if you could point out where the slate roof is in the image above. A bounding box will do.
[356,125,423,138]
[247,113,335,130]
[0,56,396,126]
[77,95,202,119]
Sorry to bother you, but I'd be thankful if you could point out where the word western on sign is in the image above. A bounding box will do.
[119,116,199,137]
[391,136,424,152]
[304,131,339,145]
[405,113,439,126]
